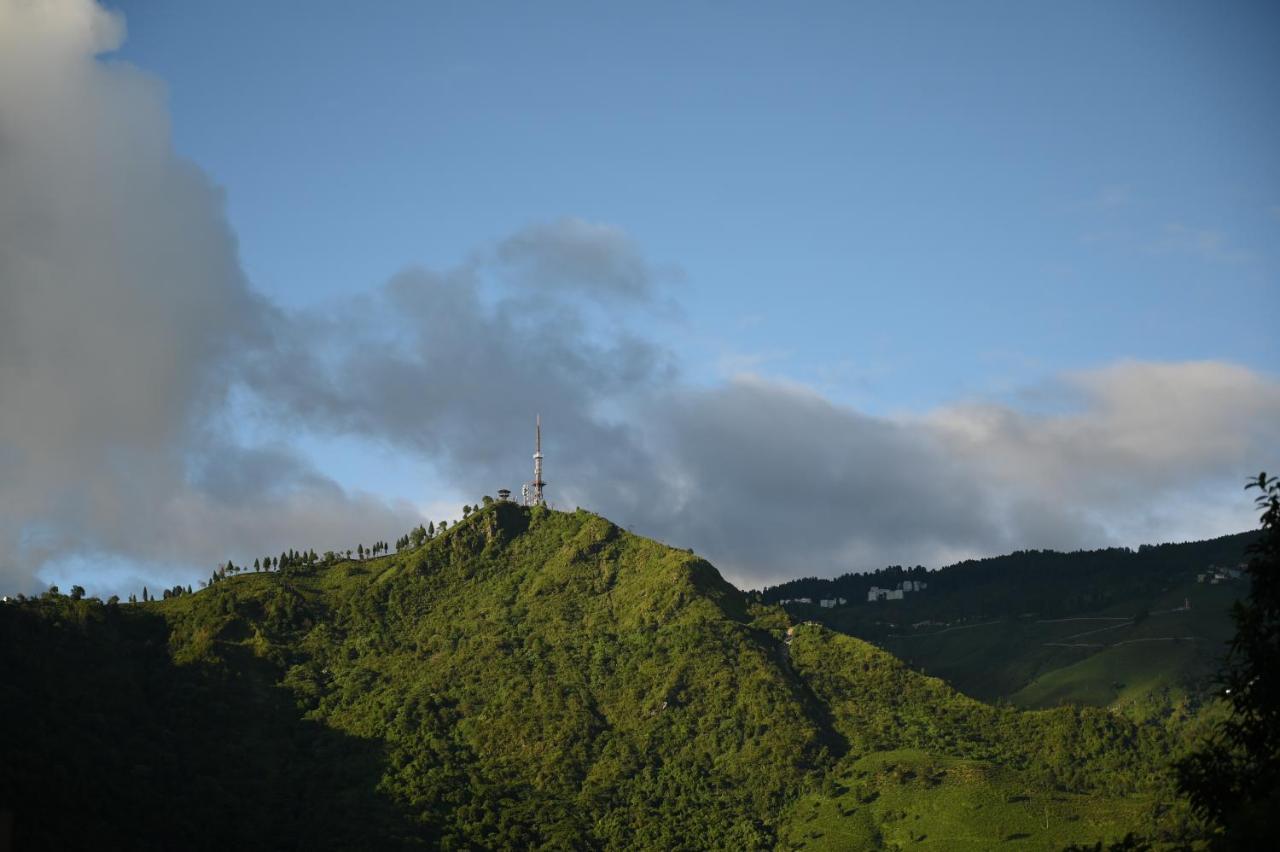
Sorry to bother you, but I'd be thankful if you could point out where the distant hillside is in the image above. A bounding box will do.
[1,504,1207,849]
[761,532,1254,619]
[760,533,1253,712]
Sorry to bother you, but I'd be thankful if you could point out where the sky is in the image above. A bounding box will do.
[1,0,1278,597]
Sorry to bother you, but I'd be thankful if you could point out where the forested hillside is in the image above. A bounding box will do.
[761,534,1252,717]
[762,533,1254,623]
[1,504,1207,849]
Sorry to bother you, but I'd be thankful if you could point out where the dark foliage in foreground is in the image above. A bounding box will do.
[1176,473,1280,847]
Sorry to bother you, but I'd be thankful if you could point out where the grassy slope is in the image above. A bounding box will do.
[875,581,1239,722]
[779,750,1154,851]
[776,624,1190,849]
[1006,585,1238,719]
[3,504,1202,849]
[155,503,829,848]
[777,535,1250,719]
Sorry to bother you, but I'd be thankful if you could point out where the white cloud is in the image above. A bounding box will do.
[0,0,417,594]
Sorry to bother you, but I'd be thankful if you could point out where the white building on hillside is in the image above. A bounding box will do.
[868,580,927,602]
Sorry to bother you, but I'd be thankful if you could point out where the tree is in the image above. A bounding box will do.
[47,585,60,597]
[1177,473,1280,845]
[142,586,149,602]
[358,543,365,560]
[254,558,261,571]
[70,585,85,601]
[462,505,472,518]
[428,521,435,538]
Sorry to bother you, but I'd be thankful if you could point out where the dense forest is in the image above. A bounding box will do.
[0,502,1249,849]
[761,533,1255,623]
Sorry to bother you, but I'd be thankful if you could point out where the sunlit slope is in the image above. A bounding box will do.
[771,533,1250,715]
[775,623,1180,848]
[4,503,1196,849]
[879,580,1240,718]
[1005,584,1237,718]
[157,503,832,848]
[778,750,1155,851]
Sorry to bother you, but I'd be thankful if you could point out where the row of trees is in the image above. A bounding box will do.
[397,519,447,552]
[29,584,181,606]
[37,501,492,610]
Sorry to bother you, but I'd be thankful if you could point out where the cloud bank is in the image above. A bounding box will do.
[0,0,417,594]
[2,0,1276,595]
[247,255,1280,586]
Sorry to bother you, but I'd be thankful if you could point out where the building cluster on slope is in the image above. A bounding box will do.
[867,579,927,603]
[776,578,931,608]
[777,579,930,608]
[776,596,849,608]
[1198,563,1245,584]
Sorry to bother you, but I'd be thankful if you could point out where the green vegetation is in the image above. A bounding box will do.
[779,750,1154,851]
[763,534,1254,627]
[1,503,1210,849]
[1176,473,1280,847]
[763,535,1251,726]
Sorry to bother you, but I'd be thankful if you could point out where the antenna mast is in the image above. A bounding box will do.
[528,414,546,506]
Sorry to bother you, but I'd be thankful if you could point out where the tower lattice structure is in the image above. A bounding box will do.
[524,415,546,506]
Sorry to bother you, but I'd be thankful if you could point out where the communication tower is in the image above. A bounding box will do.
[524,415,546,506]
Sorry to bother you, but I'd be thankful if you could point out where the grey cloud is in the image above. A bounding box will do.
[245,263,674,488]
[0,0,418,594]
[493,217,668,301]
[601,377,1011,580]
[587,364,1277,586]
[931,361,1280,503]
[237,216,1280,589]
[265,253,1280,586]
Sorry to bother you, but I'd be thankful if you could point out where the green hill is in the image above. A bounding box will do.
[1,504,1204,849]
[762,536,1250,718]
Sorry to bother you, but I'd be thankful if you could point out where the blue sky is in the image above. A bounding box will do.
[2,0,1278,595]
[114,0,1277,406]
